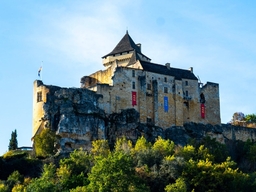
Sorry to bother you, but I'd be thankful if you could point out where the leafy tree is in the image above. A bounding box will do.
[6,171,24,189]
[91,140,110,158]
[152,137,175,158]
[34,128,57,157]
[0,182,8,192]
[56,149,91,190]
[87,151,149,192]
[8,130,18,151]
[198,136,228,163]
[231,112,245,126]
[26,163,57,192]
[165,178,187,192]
[245,114,256,123]
[114,137,133,154]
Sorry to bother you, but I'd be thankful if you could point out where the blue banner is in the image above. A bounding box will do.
[164,96,168,112]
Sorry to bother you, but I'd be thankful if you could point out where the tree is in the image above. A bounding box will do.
[231,112,245,126]
[165,178,187,192]
[26,163,57,192]
[8,130,18,151]
[245,114,256,123]
[91,140,110,158]
[87,151,149,192]
[34,128,57,157]
[56,149,92,190]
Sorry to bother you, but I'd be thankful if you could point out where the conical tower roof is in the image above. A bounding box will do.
[102,31,143,58]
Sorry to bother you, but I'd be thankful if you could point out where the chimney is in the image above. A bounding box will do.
[165,63,170,69]
[136,43,141,52]
[189,67,193,73]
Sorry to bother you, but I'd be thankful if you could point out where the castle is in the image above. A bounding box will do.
[32,32,221,147]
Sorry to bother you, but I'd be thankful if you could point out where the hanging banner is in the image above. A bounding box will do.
[132,91,137,106]
[164,96,168,112]
[201,103,205,118]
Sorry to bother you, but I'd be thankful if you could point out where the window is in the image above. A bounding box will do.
[200,93,205,103]
[164,77,167,82]
[147,83,151,90]
[164,87,168,93]
[132,70,135,77]
[37,92,42,102]
[185,90,188,96]
[185,81,188,86]
[132,82,135,89]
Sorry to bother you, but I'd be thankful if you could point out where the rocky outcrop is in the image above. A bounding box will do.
[40,86,256,152]
[42,87,106,151]
[165,123,256,146]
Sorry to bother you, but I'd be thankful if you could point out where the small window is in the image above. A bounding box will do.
[185,81,188,86]
[147,83,151,90]
[147,118,152,123]
[132,70,135,77]
[200,93,205,103]
[132,82,135,89]
[164,77,167,82]
[37,92,42,102]
[164,87,168,93]
[185,90,188,96]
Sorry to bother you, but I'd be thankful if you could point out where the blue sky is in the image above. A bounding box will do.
[0,1,256,155]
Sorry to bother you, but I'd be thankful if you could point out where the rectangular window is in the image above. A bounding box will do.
[147,83,151,90]
[185,81,188,86]
[147,118,152,123]
[185,90,188,96]
[164,77,167,82]
[132,70,135,77]
[132,82,135,89]
[37,92,42,102]
[164,87,168,93]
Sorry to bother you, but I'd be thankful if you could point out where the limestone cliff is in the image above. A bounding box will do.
[34,81,255,153]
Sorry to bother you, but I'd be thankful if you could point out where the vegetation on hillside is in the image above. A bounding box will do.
[1,136,256,192]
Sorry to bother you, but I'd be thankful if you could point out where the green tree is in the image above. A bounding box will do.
[34,128,57,157]
[245,114,256,123]
[165,178,187,192]
[8,130,18,151]
[26,163,57,192]
[4,171,24,191]
[56,149,92,190]
[152,137,175,157]
[91,140,110,158]
[87,151,149,192]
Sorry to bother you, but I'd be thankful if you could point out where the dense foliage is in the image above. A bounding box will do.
[33,128,57,157]
[1,136,256,192]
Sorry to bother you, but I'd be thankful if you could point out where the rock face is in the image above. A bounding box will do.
[35,81,256,152]
[41,87,106,151]
[165,123,256,146]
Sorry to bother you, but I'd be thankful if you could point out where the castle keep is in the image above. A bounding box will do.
[33,32,221,149]
[80,31,220,127]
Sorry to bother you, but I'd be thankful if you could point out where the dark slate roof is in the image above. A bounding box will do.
[127,50,140,66]
[102,31,150,60]
[140,61,198,80]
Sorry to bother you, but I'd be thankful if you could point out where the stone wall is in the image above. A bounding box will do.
[33,80,227,153]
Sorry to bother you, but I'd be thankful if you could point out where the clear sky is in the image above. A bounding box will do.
[0,1,256,155]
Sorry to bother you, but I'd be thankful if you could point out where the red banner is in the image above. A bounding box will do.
[132,91,137,106]
[201,104,205,119]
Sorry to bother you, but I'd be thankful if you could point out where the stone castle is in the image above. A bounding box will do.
[32,32,221,150]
